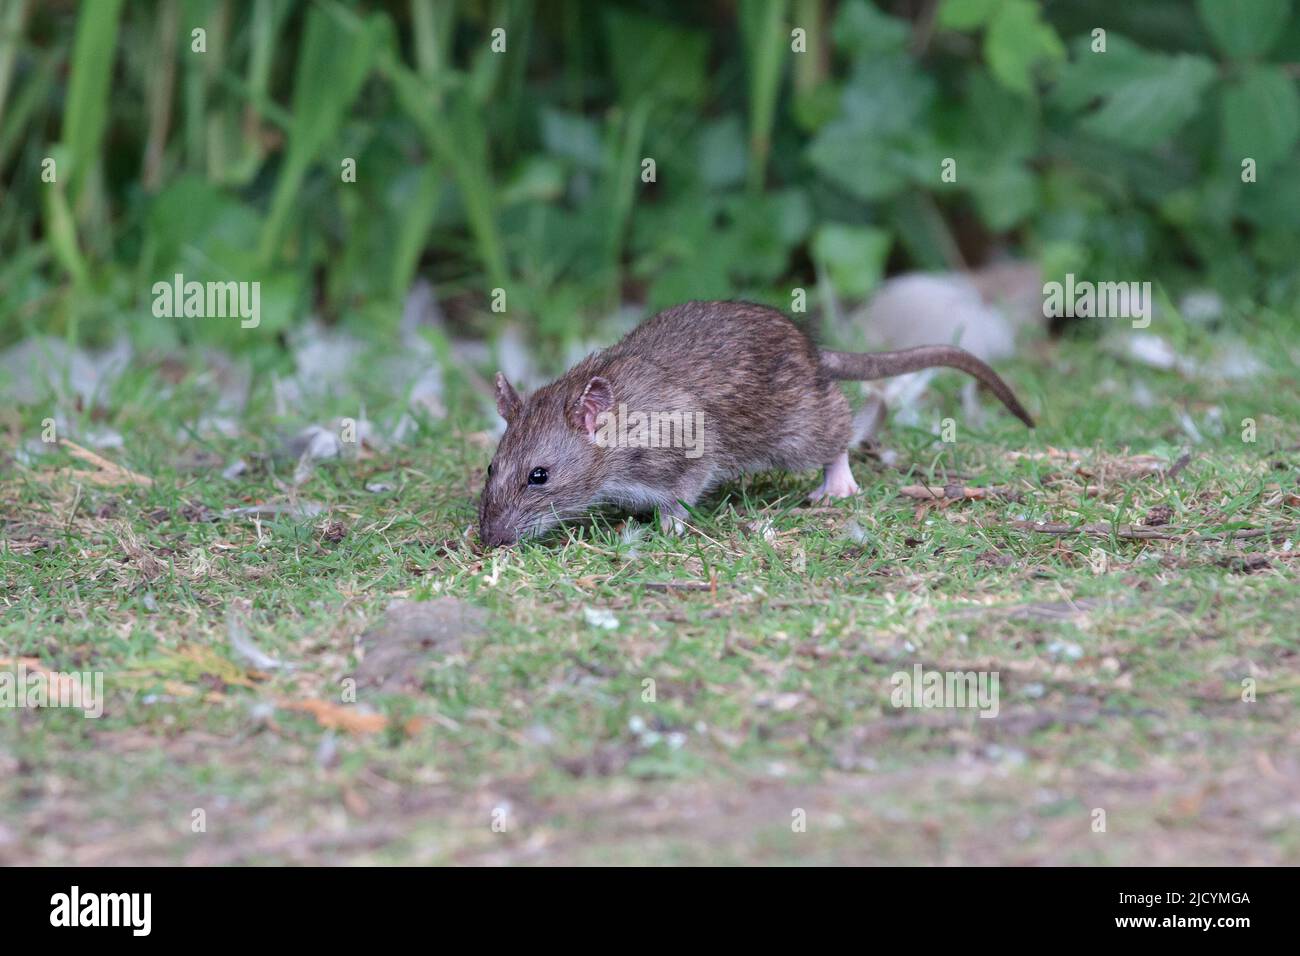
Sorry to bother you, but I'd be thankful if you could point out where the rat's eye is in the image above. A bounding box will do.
[487,463,495,478]
[528,467,549,486]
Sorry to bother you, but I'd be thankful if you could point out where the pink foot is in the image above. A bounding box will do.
[809,452,860,501]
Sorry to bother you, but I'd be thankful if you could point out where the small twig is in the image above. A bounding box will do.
[987,519,1296,543]
[898,484,1017,501]
[653,608,733,624]
[1165,451,1192,480]
[639,581,721,592]
[64,482,83,532]
[50,439,154,487]
[678,517,744,557]
[60,438,124,472]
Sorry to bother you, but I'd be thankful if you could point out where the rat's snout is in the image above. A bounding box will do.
[478,469,517,548]
[478,496,518,548]
[480,521,518,549]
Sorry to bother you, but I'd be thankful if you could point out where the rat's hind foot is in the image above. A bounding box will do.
[809,452,860,501]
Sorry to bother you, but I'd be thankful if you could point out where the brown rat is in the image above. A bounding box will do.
[478,300,1033,547]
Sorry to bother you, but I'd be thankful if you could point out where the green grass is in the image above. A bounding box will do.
[2,318,1298,865]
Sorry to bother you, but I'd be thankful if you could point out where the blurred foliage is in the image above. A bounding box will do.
[1,0,1298,358]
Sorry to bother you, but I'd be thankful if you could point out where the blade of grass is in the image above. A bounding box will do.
[562,0,584,110]
[182,0,217,172]
[332,0,506,291]
[604,98,651,306]
[791,0,825,93]
[41,150,89,298]
[497,0,533,156]
[258,5,380,264]
[466,0,511,105]
[383,55,509,290]
[217,0,288,185]
[739,0,788,192]
[204,0,232,181]
[390,165,442,298]
[411,0,455,88]
[0,48,56,171]
[61,0,124,206]
[141,0,180,190]
[0,0,29,128]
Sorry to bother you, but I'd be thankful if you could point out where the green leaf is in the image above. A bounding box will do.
[970,160,1038,231]
[1221,66,1300,168]
[499,156,565,207]
[984,0,1065,96]
[1079,52,1217,149]
[1240,162,1300,225]
[961,68,1039,158]
[837,56,933,134]
[806,55,937,201]
[645,252,734,313]
[144,177,300,346]
[811,223,892,299]
[147,175,262,271]
[833,0,911,53]
[938,0,1003,31]
[767,189,814,247]
[1195,0,1292,59]
[729,189,812,279]
[792,83,842,133]
[1051,34,1160,111]
[603,8,708,107]
[807,124,936,201]
[697,115,748,189]
[540,108,605,170]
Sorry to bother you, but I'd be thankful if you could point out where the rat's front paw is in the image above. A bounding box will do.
[659,502,689,536]
[659,512,687,535]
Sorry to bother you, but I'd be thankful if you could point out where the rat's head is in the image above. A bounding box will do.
[478,371,613,547]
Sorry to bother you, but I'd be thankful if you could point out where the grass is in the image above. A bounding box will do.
[1,316,1298,865]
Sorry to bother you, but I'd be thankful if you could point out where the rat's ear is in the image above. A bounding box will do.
[568,376,613,438]
[494,372,523,422]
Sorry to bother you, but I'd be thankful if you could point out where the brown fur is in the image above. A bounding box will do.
[479,300,1032,546]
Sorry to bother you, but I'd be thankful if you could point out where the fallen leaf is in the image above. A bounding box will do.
[0,657,85,702]
[278,698,387,735]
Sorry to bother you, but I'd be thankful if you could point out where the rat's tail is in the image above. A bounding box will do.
[819,346,1035,428]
